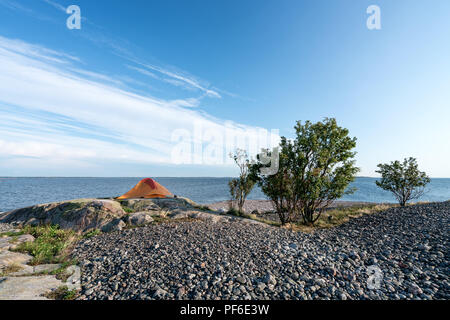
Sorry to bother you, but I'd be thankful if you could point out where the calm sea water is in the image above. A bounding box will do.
[0,177,449,212]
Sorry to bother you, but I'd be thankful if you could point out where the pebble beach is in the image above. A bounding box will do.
[72,201,450,300]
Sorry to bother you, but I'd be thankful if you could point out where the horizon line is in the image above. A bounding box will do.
[1,176,449,179]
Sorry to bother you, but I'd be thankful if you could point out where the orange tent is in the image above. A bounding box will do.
[117,178,173,199]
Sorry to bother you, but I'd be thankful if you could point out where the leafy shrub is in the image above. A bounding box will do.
[228,149,255,214]
[251,118,359,225]
[376,157,430,206]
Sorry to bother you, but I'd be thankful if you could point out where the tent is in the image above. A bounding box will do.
[117,178,173,199]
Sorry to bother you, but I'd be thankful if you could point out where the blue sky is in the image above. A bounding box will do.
[0,0,449,177]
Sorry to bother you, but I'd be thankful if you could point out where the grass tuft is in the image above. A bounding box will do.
[13,225,80,265]
[291,204,395,232]
[0,230,24,238]
[44,285,78,300]
[83,229,101,239]
[122,207,134,214]
[194,205,211,212]
[227,207,244,216]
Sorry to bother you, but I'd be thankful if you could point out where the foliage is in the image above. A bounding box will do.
[292,204,393,232]
[13,225,79,265]
[83,229,101,239]
[44,286,78,300]
[194,205,211,212]
[228,149,256,214]
[250,118,359,225]
[226,207,241,216]
[122,207,134,214]
[375,157,430,206]
[0,230,24,237]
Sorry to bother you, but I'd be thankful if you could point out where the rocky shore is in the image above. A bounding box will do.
[207,199,377,214]
[72,201,449,300]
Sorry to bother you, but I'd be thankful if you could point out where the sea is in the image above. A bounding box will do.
[0,177,449,212]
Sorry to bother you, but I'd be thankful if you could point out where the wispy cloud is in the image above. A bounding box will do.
[42,0,65,12]
[126,65,159,80]
[27,0,227,100]
[0,0,33,14]
[131,60,221,98]
[0,36,275,172]
[0,36,81,64]
[126,61,221,97]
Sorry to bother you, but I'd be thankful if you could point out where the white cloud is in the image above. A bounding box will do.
[0,36,277,172]
[132,60,222,98]
[42,0,66,13]
[126,65,159,80]
[34,1,226,99]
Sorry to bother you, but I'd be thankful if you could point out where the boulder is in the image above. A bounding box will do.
[118,199,160,212]
[127,212,154,226]
[0,197,218,234]
[119,197,196,212]
[0,199,126,233]
[100,219,126,233]
[65,265,81,290]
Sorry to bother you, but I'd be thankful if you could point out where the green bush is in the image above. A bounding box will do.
[251,118,359,225]
[228,149,255,213]
[376,157,430,206]
[227,207,243,216]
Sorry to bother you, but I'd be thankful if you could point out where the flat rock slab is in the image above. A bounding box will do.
[0,234,35,251]
[0,251,32,268]
[0,276,63,300]
[169,210,271,226]
[10,264,61,276]
[0,237,12,251]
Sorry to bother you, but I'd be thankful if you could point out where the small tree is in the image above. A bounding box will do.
[228,149,255,214]
[250,144,299,224]
[251,118,359,225]
[375,157,430,206]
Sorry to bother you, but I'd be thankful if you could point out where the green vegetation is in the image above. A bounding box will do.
[0,230,24,237]
[291,204,393,232]
[122,207,134,213]
[228,149,255,215]
[83,229,101,238]
[13,225,79,265]
[226,207,279,226]
[51,259,79,281]
[231,203,394,232]
[60,202,83,218]
[226,207,242,216]
[240,213,280,227]
[251,118,359,225]
[62,202,82,211]
[376,157,430,206]
[195,205,212,212]
[44,285,78,300]
[117,200,135,213]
